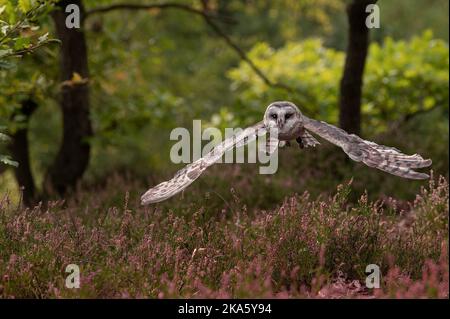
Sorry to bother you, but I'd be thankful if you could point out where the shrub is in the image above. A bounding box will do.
[226,31,449,133]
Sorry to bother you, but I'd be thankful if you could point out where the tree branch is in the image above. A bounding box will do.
[85,2,230,22]
[85,2,293,93]
[402,105,440,122]
[201,11,292,92]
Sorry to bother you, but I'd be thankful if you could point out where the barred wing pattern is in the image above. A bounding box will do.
[303,116,432,179]
[141,122,267,204]
[299,130,320,148]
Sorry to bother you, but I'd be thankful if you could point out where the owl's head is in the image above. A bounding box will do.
[263,101,302,132]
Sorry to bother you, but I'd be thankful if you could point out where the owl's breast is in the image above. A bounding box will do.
[277,122,303,140]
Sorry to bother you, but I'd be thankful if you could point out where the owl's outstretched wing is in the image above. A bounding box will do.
[302,116,432,179]
[141,122,267,205]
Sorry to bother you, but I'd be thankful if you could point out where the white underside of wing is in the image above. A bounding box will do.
[141,122,267,205]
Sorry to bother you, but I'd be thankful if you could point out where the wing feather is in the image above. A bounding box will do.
[141,122,267,204]
[303,116,432,180]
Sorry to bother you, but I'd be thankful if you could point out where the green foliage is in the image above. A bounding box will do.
[0,154,17,167]
[227,31,449,132]
[75,0,350,177]
[0,0,58,126]
[0,129,17,167]
[0,0,57,62]
[7,0,446,185]
[0,0,57,168]
[228,39,344,124]
[364,31,449,129]
[371,0,449,43]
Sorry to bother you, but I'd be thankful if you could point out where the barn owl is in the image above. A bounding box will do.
[141,101,432,205]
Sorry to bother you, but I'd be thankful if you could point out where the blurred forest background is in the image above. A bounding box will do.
[0,0,448,298]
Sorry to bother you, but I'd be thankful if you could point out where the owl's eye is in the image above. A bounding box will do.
[270,113,278,120]
[285,113,293,119]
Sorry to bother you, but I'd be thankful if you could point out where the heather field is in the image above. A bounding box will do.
[0,170,448,298]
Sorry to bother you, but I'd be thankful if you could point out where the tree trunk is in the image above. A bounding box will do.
[8,99,38,206]
[46,0,92,195]
[339,0,376,136]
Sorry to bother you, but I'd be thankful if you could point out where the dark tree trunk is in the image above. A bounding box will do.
[339,0,377,136]
[46,0,92,195]
[8,99,38,206]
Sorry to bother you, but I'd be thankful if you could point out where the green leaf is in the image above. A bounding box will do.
[0,48,12,57]
[14,36,31,50]
[1,25,9,35]
[18,0,32,13]
[0,59,15,69]
[38,32,48,43]
[0,132,11,142]
[0,155,18,167]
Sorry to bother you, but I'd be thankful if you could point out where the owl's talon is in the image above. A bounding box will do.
[279,141,292,148]
[296,137,305,149]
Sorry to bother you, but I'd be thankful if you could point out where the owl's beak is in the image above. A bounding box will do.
[277,118,284,128]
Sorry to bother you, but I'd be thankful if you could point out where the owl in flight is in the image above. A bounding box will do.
[141,101,432,205]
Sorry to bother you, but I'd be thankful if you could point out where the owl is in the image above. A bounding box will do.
[141,101,432,204]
